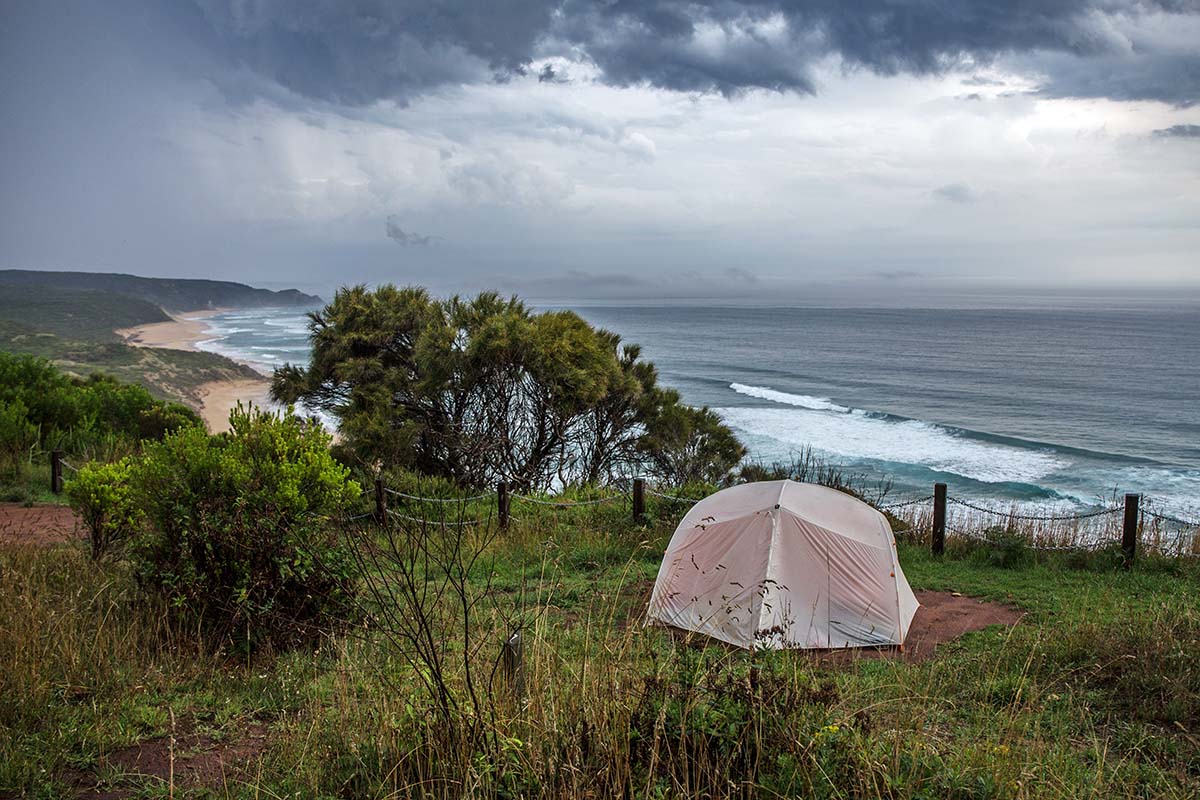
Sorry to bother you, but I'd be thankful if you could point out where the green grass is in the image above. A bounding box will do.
[2,501,1198,798]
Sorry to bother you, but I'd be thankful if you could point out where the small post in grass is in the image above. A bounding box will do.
[632,478,645,521]
[502,630,525,700]
[51,449,63,494]
[1122,492,1139,570]
[497,481,509,529]
[932,482,947,556]
[374,476,387,525]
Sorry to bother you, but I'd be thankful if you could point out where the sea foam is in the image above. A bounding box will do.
[729,383,852,413]
[718,382,1070,485]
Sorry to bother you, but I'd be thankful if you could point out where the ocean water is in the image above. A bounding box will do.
[190,302,1200,516]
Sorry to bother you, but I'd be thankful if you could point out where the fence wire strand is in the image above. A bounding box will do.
[1142,508,1200,529]
[876,495,933,511]
[947,496,1122,521]
[384,488,491,503]
[510,493,621,507]
[646,488,702,504]
[386,509,486,527]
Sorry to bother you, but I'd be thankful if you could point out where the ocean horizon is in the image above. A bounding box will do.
[191,299,1200,518]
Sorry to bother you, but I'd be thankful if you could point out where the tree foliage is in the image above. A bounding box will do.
[272,285,744,489]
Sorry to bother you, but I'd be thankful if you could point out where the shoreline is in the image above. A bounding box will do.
[115,308,226,352]
[117,309,274,433]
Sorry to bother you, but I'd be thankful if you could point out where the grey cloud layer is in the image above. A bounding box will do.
[386,216,434,246]
[1154,123,1200,137]
[192,0,1200,104]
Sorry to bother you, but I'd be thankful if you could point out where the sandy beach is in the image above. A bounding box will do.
[197,378,275,433]
[117,310,274,433]
[115,310,222,352]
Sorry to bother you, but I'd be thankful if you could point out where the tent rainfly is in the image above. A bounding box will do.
[646,480,919,650]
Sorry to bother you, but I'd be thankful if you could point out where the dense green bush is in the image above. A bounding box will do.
[0,352,201,473]
[0,398,39,463]
[65,458,144,561]
[131,404,361,645]
[271,286,745,490]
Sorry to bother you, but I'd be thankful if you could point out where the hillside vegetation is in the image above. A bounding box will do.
[0,269,320,310]
[0,276,277,413]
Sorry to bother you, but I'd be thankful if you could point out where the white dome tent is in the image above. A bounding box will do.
[646,480,919,650]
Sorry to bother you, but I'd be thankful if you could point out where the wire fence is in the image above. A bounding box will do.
[48,442,1197,561]
[357,479,1200,554]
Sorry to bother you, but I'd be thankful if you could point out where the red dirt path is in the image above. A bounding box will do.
[879,589,1023,662]
[0,502,82,545]
[65,720,272,799]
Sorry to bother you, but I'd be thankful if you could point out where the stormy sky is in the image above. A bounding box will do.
[2,1,1198,301]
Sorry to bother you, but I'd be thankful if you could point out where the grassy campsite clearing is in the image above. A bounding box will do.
[2,498,1198,799]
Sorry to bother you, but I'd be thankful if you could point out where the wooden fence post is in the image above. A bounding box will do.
[51,450,63,494]
[932,482,947,556]
[374,476,387,525]
[502,630,524,699]
[497,482,509,529]
[632,478,645,521]
[1122,493,1139,570]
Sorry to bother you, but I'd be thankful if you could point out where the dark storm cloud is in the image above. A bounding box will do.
[189,0,1200,105]
[538,64,569,84]
[386,216,434,246]
[1153,123,1200,137]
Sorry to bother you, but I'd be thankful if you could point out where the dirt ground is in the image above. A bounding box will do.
[65,719,271,799]
[899,589,1024,661]
[0,502,82,545]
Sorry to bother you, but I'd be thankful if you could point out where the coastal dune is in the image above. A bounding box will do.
[118,311,274,433]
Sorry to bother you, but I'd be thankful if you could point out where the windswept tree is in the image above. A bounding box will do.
[271,285,744,489]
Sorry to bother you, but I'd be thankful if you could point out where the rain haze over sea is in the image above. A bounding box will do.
[192,298,1200,517]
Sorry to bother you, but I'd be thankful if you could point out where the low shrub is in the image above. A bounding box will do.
[65,457,144,560]
[131,404,361,646]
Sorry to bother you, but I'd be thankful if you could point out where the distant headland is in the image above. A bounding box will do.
[0,269,322,311]
[0,268,322,431]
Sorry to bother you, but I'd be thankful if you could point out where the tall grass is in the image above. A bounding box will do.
[246,510,1199,798]
[0,545,222,790]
